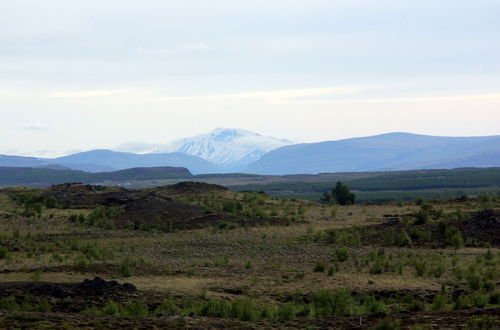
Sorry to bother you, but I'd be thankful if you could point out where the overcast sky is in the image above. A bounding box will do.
[1,0,500,157]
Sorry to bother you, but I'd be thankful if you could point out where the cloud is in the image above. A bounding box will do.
[282,92,500,105]
[50,90,128,98]
[156,86,360,103]
[20,122,48,132]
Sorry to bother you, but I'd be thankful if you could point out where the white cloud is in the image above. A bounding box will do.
[50,90,129,98]
[20,122,48,132]
[279,92,500,105]
[156,86,360,102]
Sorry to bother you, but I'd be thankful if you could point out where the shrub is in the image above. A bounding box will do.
[155,298,180,315]
[312,288,353,317]
[322,181,356,205]
[374,318,401,330]
[408,298,425,312]
[489,292,500,305]
[414,260,427,277]
[413,209,429,225]
[0,297,20,311]
[195,299,230,318]
[277,303,296,321]
[334,247,349,262]
[122,299,149,316]
[361,295,386,314]
[43,196,57,208]
[431,293,449,311]
[313,261,327,273]
[102,300,120,316]
[398,230,412,246]
[73,255,89,270]
[465,315,499,330]
[444,226,464,249]
[430,263,445,278]
[466,273,482,291]
[229,298,258,321]
[469,293,487,308]
[453,295,471,310]
[0,247,8,259]
[119,258,134,277]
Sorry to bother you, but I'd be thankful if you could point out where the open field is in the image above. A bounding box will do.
[0,182,499,329]
[3,167,500,204]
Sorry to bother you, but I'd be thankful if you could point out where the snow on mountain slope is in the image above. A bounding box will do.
[156,128,293,167]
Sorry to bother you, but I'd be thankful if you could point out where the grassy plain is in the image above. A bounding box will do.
[0,183,498,329]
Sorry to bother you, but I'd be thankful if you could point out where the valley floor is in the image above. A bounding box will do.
[0,184,499,329]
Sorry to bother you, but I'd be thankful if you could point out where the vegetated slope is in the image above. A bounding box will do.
[227,168,500,202]
[36,181,297,230]
[0,166,193,186]
[156,128,292,170]
[245,132,500,175]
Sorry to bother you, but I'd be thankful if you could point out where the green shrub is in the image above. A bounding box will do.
[413,209,429,225]
[229,298,258,321]
[430,263,445,278]
[398,230,412,246]
[374,318,401,330]
[361,295,386,314]
[453,295,471,310]
[334,247,349,262]
[465,315,499,330]
[277,302,296,321]
[414,260,427,277]
[155,298,180,315]
[431,293,449,311]
[119,258,134,277]
[312,288,353,317]
[444,226,464,249]
[313,261,327,273]
[408,298,425,312]
[0,247,8,259]
[102,300,120,316]
[122,299,149,316]
[469,293,488,308]
[195,299,230,318]
[0,297,20,311]
[466,273,482,291]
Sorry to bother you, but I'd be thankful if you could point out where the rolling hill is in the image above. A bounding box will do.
[245,132,500,174]
[0,150,220,175]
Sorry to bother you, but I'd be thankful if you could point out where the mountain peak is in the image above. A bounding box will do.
[157,128,292,167]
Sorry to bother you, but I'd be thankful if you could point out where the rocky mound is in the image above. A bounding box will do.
[158,181,228,195]
[458,208,500,245]
[0,277,137,313]
[43,183,130,208]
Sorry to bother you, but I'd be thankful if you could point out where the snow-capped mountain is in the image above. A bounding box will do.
[156,128,293,169]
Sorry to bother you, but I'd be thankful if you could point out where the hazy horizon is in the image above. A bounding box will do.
[4,128,500,159]
[2,1,499,157]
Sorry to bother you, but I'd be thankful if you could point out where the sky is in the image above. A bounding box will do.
[1,0,500,157]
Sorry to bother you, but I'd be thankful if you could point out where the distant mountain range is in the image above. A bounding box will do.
[118,128,293,169]
[1,130,500,175]
[0,151,219,174]
[246,132,500,174]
